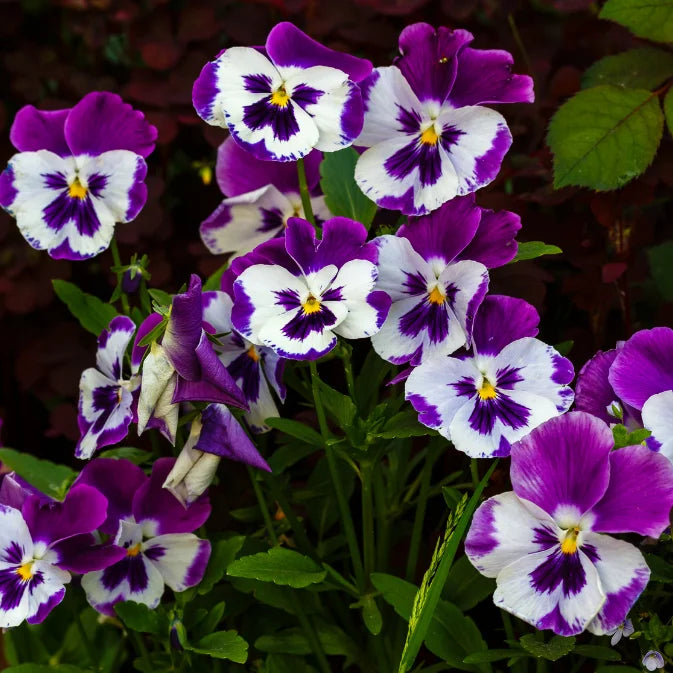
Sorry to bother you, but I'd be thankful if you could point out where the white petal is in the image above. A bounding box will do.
[642,391,673,463]
[137,344,176,436]
[143,534,210,592]
[330,259,382,339]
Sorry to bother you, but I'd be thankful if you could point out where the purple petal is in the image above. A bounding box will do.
[75,458,147,536]
[50,535,126,573]
[510,412,612,519]
[394,23,473,103]
[592,444,673,537]
[401,194,482,265]
[0,165,18,210]
[163,275,204,380]
[9,106,70,156]
[609,327,673,410]
[22,484,108,546]
[266,22,372,83]
[132,458,211,535]
[196,404,270,471]
[457,207,521,267]
[449,47,534,107]
[471,295,539,356]
[26,587,66,625]
[575,349,622,425]
[132,313,164,372]
[64,92,157,158]
[216,136,321,197]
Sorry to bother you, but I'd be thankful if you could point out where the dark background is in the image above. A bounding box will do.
[1,0,671,463]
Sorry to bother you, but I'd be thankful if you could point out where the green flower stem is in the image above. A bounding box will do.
[247,466,331,673]
[297,158,316,227]
[310,359,366,590]
[500,610,526,673]
[73,606,99,671]
[373,467,390,572]
[110,238,130,315]
[470,458,480,489]
[129,630,151,673]
[361,461,376,581]
[405,446,434,581]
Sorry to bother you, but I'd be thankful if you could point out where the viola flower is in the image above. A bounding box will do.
[136,275,248,444]
[77,458,211,616]
[230,216,391,360]
[609,327,673,461]
[164,404,270,506]
[608,618,634,646]
[0,482,124,627]
[202,290,286,432]
[405,295,574,458]
[0,92,156,260]
[200,138,330,259]
[371,195,522,365]
[466,412,673,637]
[643,651,665,671]
[354,23,533,216]
[193,22,371,162]
[76,316,140,460]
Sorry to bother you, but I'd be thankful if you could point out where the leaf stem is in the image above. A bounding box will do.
[310,359,366,590]
[405,447,434,581]
[247,465,278,545]
[361,461,376,581]
[297,158,316,227]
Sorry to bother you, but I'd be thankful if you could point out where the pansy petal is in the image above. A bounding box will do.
[575,349,623,425]
[143,534,211,592]
[132,313,163,373]
[202,290,233,334]
[266,22,372,82]
[10,106,70,156]
[584,533,649,636]
[466,491,557,577]
[471,296,539,357]
[133,458,211,536]
[64,92,157,158]
[23,561,70,626]
[642,391,673,463]
[245,372,282,433]
[457,207,521,268]
[609,327,673,410]
[511,412,613,521]
[373,234,431,301]
[200,185,292,258]
[50,535,126,574]
[591,444,673,538]
[494,547,604,637]
[437,105,511,196]
[137,344,176,435]
[96,315,136,380]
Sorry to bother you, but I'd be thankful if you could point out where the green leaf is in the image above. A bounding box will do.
[52,280,120,336]
[314,379,358,428]
[189,630,248,663]
[596,668,641,673]
[443,555,496,612]
[0,448,76,501]
[114,601,161,635]
[98,447,151,464]
[645,553,673,582]
[147,288,172,307]
[265,418,324,447]
[264,653,319,673]
[519,634,575,661]
[360,595,383,635]
[548,86,664,191]
[198,536,245,594]
[554,340,574,357]
[375,410,435,439]
[4,666,86,673]
[203,261,230,291]
[599,0,673,43]
[665,88,673,136]
[319,147,377,228]
[574,645,622,661]
[510,241,562,263]
[649,240,673,300]
[612,424,651,449]
[397,461,498,673]
[463,650,526,664]
[227,547,327,588]
[582,47,673,90]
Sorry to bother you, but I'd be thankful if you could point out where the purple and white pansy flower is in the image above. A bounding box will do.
[466,411,673,637]
[76,316,140,459]
[164,404,270,506]
[0,479,125,627]
[77,458,211,616]
[0,92,156,260]
[372,195,522,365]
[193,22,371,162]
[200,138,330,259]
[202,289,286,432]
[609,327,673,462]
[230,216,391,360]
[136,275,248,443]
[405,295,574,458]
[354,23,533,216]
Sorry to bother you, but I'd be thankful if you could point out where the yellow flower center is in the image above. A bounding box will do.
[247,345,260,362]
[270,87,290,107]
[427,286,446,305]
[561,527,580,555]
[15,562,34,582]
[438,56,449,64]
[126,543,142,557]
[478,379,497,400]
[68,177,87,199]
[420,125,439,146]
[302,295,321,314]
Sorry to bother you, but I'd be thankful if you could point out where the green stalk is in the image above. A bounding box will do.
[361,461,376,581]
[470,458,480,489]
[310,360,366,589]
[373,467,390,572]
[405,447,434,581]
[247,466,277,544]
[129,631,151,673]
[297,158,316,227]
[501,610,526,673]
[73,607,99,671]
[110,238,130,315]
